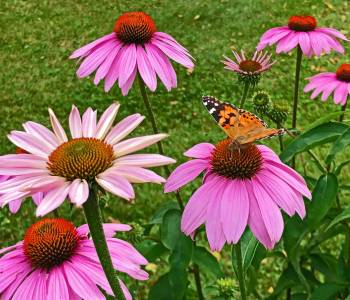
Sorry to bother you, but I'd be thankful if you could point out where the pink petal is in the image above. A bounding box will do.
[120,65,137,96]
[77,40,118,78]
[298,32,311,56]
[136,45,157,91]
[82,108,97,137]
[95,102,120,139]
[105,114,145,145]
[8,199,22,214]
[114,133,168,157]
[152,39,194,68]
[119,279,132,300]
[145,43,176,90]
[276,32,298,53]
[114,153,175,168]
[334,83,349,105]
[63,262,105,300]
[77,223,131,237]
[8,131,52,158]
[36,182,70,216]
[69,105,82,139]
[48,108,68,143]
[69,179,89,206]
[94,42,122,85]
[69,33,116,59]
[184,143,215,159]
[23,121,59,149]
[118,44,137,87]
[316,27,348,41]
[107,166,165,184]
[205,180,227,251]
[48,267,69,300]
[104,46,123,92]
[164,159,209,192]
[96,174,135,200]
[220,180,249,243]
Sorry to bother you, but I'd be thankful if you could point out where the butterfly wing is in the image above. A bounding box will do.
[202,96,240,139]
[202,95,285,144]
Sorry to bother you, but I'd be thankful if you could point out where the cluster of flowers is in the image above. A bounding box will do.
[0,11,348,299]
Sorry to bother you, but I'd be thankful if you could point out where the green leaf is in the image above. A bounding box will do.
[231,230,260,276]
[326,207,350,231]
[280,122,349,162]
[149,201,179,224]
[148,273,175,300]
[306,173,338,230]
[168,234,193,300]
[325,127,350,164]
[192,246,223,277]
[137,240,168,262]
[303,111,345,131]
[160,209,182,250]
[310,283,347,300]
[334,159,350,176]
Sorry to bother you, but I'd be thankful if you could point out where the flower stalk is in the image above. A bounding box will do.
[340,99,348,122]
[137,74,184,210]
[233,241,247,300]
[240,82,250,108]
[292,46,303,129]
[83,185,125,300]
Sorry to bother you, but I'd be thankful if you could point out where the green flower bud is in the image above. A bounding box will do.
[216,278,237,298]
[253,90,271,115]
[268,101,289,124]
[119,222,145,244]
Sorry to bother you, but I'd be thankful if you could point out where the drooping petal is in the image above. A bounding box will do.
[96,174,135,200]
[120,65,137,96]
[220,180,249,244]
[47,267,69,300]
[69,179,89,206]
[23,121,59,149]
[136,45,157,91]
[164,159,209,192]
[36,182,70,216]
[118,44,137,87]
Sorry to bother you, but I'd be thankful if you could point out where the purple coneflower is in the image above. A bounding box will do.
[0,103,175,216]
[70,12,194,95]
[0,218,148,299]
[165,140,311,251]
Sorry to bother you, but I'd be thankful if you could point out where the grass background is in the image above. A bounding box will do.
[1,0,350,298]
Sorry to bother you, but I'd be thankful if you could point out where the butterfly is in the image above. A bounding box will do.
[202,95,285,145]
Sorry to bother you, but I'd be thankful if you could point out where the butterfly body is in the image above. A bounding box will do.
[202,96,284,145]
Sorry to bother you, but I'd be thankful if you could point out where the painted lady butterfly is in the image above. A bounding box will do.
[202,96,285,144]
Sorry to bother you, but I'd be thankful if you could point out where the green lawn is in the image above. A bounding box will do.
[1,0,350,298]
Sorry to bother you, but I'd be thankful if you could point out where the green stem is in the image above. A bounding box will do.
[277,122,284,151]
[240,82,250,108]
[83,187,124,300]
[339,100,348,122]
[192,263,205,300]
[234,242,247,300]
[137,75,184,210]
[292,46,303,129]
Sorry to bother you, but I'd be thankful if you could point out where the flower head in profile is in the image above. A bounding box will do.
[164,140,311,251]
[70,11,194,95]
[222,50,275,85]
[304,63,350,105]
[257,15,348,57]
[0,103,175,216]
[0,218,148,299]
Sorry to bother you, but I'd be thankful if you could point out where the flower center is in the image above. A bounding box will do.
[48,138,114,181]
[239,60,262,73]
[211,139,262,179]
[336,64,350,82]
[114,12,157,44]
[23,218,79,270]
[288,15,317,32]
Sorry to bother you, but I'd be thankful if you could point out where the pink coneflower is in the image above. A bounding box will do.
[257,15,348,57]
[0,218,148,299]
[304,63,350,106]
[222,50,275,83]
[0,103,175,216]
[164,140,311,250]
[70,11,194,95]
